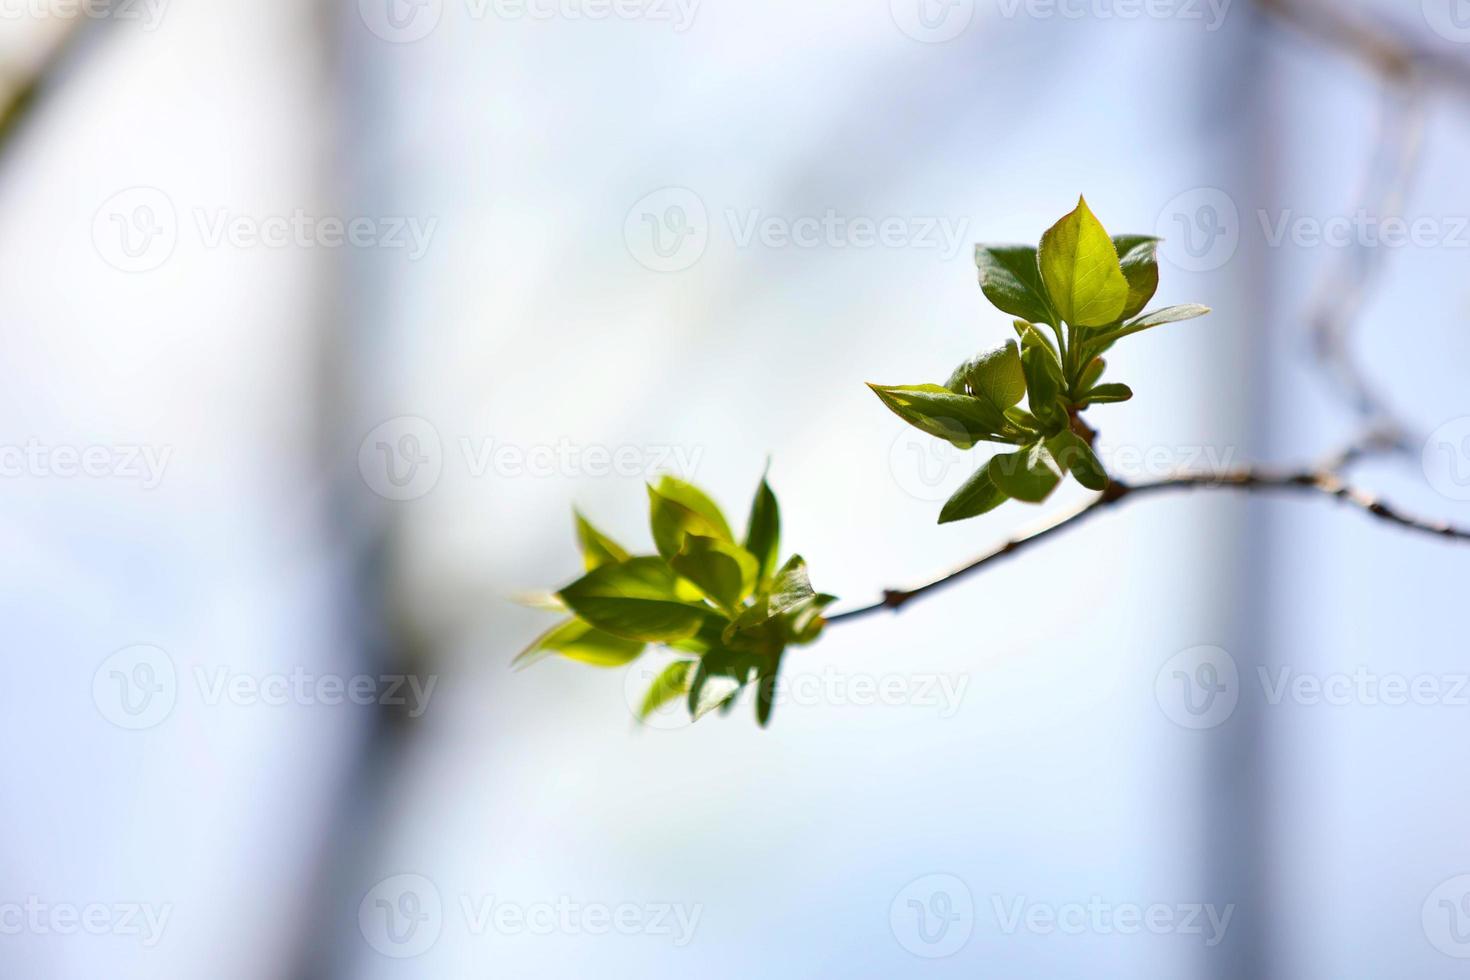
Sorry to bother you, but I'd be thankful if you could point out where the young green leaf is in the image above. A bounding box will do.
[938,465,1010,524]
[558,557,712,643]
[722,555,822,645]
[1021,344,1066,431]
[743,476,781,590]
[1089,304,1212,349]
[1013,318,1060,360]
[867,383,1010,449]
[687,657,746,721]
[638,660,693,720]
[755,659,782,727]
[1047,430,1109,491]
[670,535,758,615]
[1081,382,1134,404]
[513,618,645,670]
[945,340,1026,416]
[987,441,1063,503]
[976,244,1056,325]
[1078,356,1107,393]
[574,510,630,570]
[1113,235,1161,321]
[1038,196,1129,327]
[785,592,836,645]
[648,479,733,560]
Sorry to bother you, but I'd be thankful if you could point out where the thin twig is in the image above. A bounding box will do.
[827,459,1469,625]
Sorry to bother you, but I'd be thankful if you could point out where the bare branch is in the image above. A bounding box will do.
[827,456,1469,626]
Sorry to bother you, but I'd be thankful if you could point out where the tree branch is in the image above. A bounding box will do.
[827,457,1469,625]
[0,14,97,164]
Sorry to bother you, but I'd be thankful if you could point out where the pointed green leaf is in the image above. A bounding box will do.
[1047,430,1109,491]
[1089,304,1212,350]
[1082,383,1134,405]
[976,244,1056,325]
[867,383,1009,449]
[510,591,566,612]
[722,555,820,646]
[1038,196,1129,327]
[938,465,1011,524]
[671,535,758,615]
[945,340,1026,416]
[638,660,693,720]
[1113,235,1160,321]
[686,657,746,721]
[558,557,711,643]
[742,475,781,590]
[513,618,645,670]
[573,510,630,570]
[987,441,1063,503]
[654,476,732,536]
[649,479,733,561]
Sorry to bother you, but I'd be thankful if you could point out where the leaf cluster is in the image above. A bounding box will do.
[869,196,1209,523]
[515,473,834,727]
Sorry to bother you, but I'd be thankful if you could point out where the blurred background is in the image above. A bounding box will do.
[2,0,1469,976]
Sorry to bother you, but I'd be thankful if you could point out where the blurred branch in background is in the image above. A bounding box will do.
[0,7,104,165]
[1258,0,1468,447]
